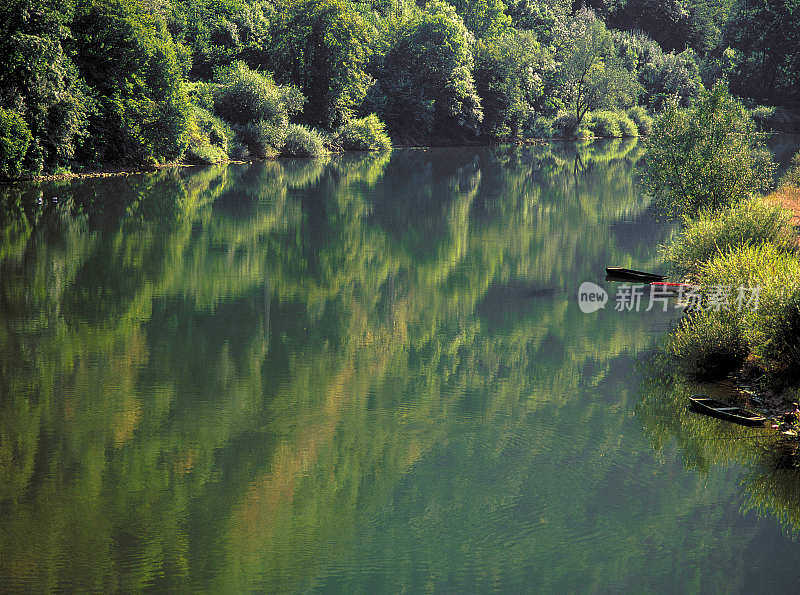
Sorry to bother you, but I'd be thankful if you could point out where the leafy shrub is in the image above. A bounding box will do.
[752,105,777,131]
[526,116,553,138]
[662,197,797,276]
[552,112,578,137]
[281,124,328,157]
[236,120,286,158]
[668,310,748,379]
[589,111,621,137]
[185,81,216,112]
[700,245,800,376]
[0,109,33,178]
[666,243,800,379]
[779,151,800,188]
[627,106,653,135]
[331,115,391,151]
[213,61,304,127]
[617,113,638,137]
[185,106,234,164]
[747,286,800,375]
[643,83,776,218]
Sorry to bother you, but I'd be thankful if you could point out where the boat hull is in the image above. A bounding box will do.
[688,395,767,427]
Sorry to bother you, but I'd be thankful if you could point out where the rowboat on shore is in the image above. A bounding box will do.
[688,395,767,427]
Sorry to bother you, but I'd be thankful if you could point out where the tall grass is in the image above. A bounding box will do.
[662,196,797,277]
[281,124,328,157]
[667,243,800,379]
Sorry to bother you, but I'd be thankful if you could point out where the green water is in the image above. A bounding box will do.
[1,140,799,592]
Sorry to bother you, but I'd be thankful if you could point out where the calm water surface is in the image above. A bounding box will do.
[2,140,800,592]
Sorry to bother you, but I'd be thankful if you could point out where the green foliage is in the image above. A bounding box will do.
[0,108,32,178]
[268,0,374,128]
[724,0,800,104]
[667,310,747,379]
[449,0,511,38]
[0,0,90,172]
[589,111,621,138]
[72,0,192,163]
[372,0,483,142]
[643,83,776,218]
[505,0,570,44]
[331,114,391,151]
[640,49,704,109]
[617,112,638,137]
[662,197,797,277]
[554,8,641,129]
[185,105,234,164]
[525,115,553,138]
[747,285,800,375]
[668,243,800,379]
[474,29,552,139]
[552,111,592,138]
[282,123,328,157]
[213,61,304,126]
[626,106,652,135]
[168,0,274,80]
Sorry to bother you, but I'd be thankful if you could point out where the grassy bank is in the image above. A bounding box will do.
[646,85,800,406]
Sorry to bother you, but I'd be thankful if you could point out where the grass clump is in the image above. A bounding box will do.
[331,114,391,151]
[668,244,800,380]
[662,196,797,277]
[617,112,638,137]
[668,310,748,379]
[282,124,328,157]
[627,106,652,136]
[589,111,621,138]
[747,286,800,376]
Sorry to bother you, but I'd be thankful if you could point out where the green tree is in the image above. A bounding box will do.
[267,0,374,128]
[72,0,191,163]
[643,82,775,218]
[372,0,483,141]
[0,0,90,173]
[723,0,800,104]
[449,0,511,38]
[474,29,551,138]
[554,9,641,130]
[505,0,570,44]
[0,108,32,178]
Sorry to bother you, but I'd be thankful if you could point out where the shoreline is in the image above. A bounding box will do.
[0,135,633,185]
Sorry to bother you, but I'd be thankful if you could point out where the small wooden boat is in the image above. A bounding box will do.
[605,267,665,283]
[688,395,767,427]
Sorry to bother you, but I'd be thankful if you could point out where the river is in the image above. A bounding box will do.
[1,139,799,591]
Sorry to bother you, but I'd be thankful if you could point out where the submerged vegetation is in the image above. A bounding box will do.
[3,0,800,178]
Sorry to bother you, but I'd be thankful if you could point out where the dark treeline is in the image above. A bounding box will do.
[1,0,798,178]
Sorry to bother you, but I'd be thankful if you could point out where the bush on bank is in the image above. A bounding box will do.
[643,83,776,218]
[662,197,797,277]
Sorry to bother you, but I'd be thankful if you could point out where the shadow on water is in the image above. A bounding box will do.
[2,138,800,591]
[635,353,800,540]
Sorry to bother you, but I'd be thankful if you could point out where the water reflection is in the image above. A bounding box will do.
[1,140,796,591]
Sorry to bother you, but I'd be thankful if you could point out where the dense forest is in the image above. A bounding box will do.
[1,0,799,178]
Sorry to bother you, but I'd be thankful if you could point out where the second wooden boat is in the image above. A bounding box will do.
[688,395,767,427]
